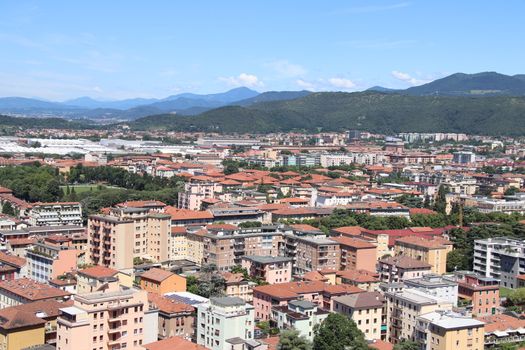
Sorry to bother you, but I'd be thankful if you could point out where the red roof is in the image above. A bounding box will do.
[143,336,207,350]
[165,206,214,221]
[78,265,118,279]
[331,236,377,249]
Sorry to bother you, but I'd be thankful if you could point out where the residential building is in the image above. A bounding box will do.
[378,256,432,283]
[0,306,46,350]
[87,207,171,270]
[404,274,458,306]
[330,236,377,272]
[476,314,525,348]
[0,278,70,308]
[139,268,186,295]
[147,293,195,341]
[0,251,27,280]
[453,151,477,164]
[336,270,381,292]
[76,265,130,294]
[473,237,525,288]
[28,202,82,227]
[286,236,340,275]
[333,291,385,341]
[56,286,158,350]
[241,256,292,284]
[142,336,207,350]
[416,310,484,350]
[222,272,255,302]
[271,300,329,341]
[196,297,255,350]
[385,289,453,344]
[178,182,224,211]
[449,273,500,317]
[26,240,80,283]
[394,236,452,275]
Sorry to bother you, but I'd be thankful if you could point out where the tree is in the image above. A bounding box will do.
[433,185,449,214]
[505,187,519,196]
[278,330,312,350]
[393,340,419,350]
[312,313,368,350]
[1,202,15,216]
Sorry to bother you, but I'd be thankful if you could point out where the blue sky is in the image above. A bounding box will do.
[0,1,524,100]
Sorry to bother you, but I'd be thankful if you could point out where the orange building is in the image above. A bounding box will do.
[139,268,186,294]
[330,236,377,272]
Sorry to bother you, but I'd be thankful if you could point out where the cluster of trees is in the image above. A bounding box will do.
[186,265,226,298]
[0,164,63,202]
[277,313,368,350]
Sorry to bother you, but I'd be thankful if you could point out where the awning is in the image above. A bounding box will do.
[493,331,509,337]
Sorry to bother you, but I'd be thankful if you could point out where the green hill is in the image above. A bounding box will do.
[130,92,525,136]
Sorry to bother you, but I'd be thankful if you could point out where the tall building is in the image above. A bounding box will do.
[416,310,484,350]
[87,207,171,270]
[28,202,83,227]
[394,236,453,275]
[404,274,458,307]
[473,237,525,288]
[26,239,80,283]
[56,286,158,350]
[196,297,255,350]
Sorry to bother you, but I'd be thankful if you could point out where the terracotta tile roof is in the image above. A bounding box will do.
[379,256,432,269]
[221,272,245,284]
[0,278,70,301]
[116,200,166,208]
[165,206,214,221]
[279,197,309,203]
[290,224,320,231]
[0,308,46,330]
[333,291,384,309]
[254,281,363,300]
[260,336,280,350]
[331,226,365,236]
[143,336,208,350]
[171,226,188,235]
[141,268,175,283]
[369,340,394,350]
[0,251,26,268]
[336,269,380,283]
[6,238,36,246]
[476,314,525,333]
[409,208,438,216]
[256,203,290,211]
[78,265,118,279]
[395,235,451,249]
[302,271,328,282]
[206,223,238,231]
[148,293,194,314]
[331,236,377,249]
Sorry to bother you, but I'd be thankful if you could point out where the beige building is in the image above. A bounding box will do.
[87,207,171,270]
[288,236,341,275]
[385,289,453,344]
[416,310,484,350]
[76,265,133,294]
[394,236,453,275]
[333,291,385,341]
[186,230,205,265]
[56,286,158,350]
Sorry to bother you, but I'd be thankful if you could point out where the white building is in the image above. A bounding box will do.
[197,296,255,350]
[404,274,458,306]
[271,300,329,341]
[473,237,525,288]
[28,202,83,227]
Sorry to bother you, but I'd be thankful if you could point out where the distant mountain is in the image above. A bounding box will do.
[129,91,525,136]
[163,87,259,103]
[404,72,525,96]
[0,114,94,129]
[366,86,399,93]
[0,97,75,110]
[235,90,312,106]
[64,97,158,110]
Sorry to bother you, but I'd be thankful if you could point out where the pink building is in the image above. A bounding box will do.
[56,286,158,350]
[252,281,363,321]
[241,256,292,284]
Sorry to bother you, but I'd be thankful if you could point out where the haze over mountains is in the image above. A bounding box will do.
[1,72,525,135]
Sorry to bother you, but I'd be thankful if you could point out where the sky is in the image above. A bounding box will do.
[0,1,524,101]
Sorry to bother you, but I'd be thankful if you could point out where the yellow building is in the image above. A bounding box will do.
[139,267,186,294]
[186,230,205,265]
[0,307,46,350]
[417,310,484,350]
[394,236,453,274]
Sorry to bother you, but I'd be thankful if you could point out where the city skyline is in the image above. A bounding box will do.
[1,0,524,100]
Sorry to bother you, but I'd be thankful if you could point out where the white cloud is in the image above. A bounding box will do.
[219,73,264,88]
[267,60,306,77]
[328,77,356,90]
[391,70,429,86]
[296,79,315,90]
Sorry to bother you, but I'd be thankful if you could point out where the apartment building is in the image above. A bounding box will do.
[476,314,525,348]
[416,310,484,350]
[196,297,255,350]
[272,300,329,341]
[404,274,458,307]
[147,292,195,341]
[87,207,171,270]
[335,270,381,292]
[241,256,292,284]
[385,289,453,344]
[285,235,340,275]
[378,256,432,283]
[449,273,500,317]
[177,181,224,211]
[26,240,80,283]
[330,236,377,272]
[139,268,186,295]
[468,197,525,214]
[201,227,283,272]
[333,291,385,341]
[76,265,120,294]
[394,236,453,275]
[0,278,70,308]
[0,251,27,280]
[56,286,158,350]
[473,237,525,288]
[28,202,83,227]
[222,272,255,302]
